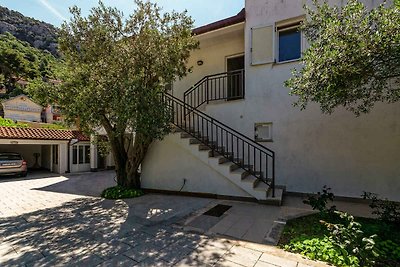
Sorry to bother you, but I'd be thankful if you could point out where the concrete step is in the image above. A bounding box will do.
[242,176,258,187]
[175,130,285,205]
[231,169,250,179]
[264,188,284,206]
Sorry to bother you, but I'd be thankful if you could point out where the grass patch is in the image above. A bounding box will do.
[279,213,400,267]
[101,186,144,199]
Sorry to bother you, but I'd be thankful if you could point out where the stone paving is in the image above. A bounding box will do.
[0,171,370,267]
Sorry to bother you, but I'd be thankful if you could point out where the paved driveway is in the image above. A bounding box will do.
[0,171,330,267]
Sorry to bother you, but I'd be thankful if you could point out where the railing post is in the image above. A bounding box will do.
[206,78,209,104]
[272,153,275,198]
[210,119,214,157]
[242,69,245,99]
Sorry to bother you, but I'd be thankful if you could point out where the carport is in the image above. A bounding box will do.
[0,127,89,174]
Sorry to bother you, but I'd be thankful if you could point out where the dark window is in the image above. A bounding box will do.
[278,27,301,62]
[84,145,90,164]
[72,146,77,164]
[226,55,245,99]
[0,154,22,160]
[79,146,84,164]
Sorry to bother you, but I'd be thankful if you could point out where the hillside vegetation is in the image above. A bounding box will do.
[0,32,61,98]
[0,6,59,56]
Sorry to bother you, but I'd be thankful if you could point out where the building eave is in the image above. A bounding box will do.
[193,8,245,36]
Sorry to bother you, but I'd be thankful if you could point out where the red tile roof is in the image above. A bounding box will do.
[193,9,245,35]
[0,126,89,141]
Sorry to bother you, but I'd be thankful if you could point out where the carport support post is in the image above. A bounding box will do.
[90,135,98,172]
[59,143,69,174]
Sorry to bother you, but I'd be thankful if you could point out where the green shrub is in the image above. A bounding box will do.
[280,213,400,266]
[375,240,400,265]
[362,192,400,224]
[284,236,359,267]
[321,211,378,266]
[40,123,68,130]
[101,186,144,199]
[303,185,336,215]
[0,117,28,127]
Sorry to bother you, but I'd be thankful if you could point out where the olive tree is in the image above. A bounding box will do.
[32,1,198,188]
[286,0,400,115]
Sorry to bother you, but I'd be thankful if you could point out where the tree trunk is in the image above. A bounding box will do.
[101,118,153,189]
[126,132,153,189]
[108,132,152,189]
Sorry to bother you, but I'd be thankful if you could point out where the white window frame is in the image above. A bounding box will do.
[276,21,303,64]
[250,24,275,66]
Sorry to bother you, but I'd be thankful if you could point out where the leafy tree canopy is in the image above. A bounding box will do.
[28,0,198,188]
[0,32,61,97]
[286,0,400,115]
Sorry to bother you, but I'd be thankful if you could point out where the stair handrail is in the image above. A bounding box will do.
[164,92,275,197]
[183,69,245,109]
[166,93,274,156]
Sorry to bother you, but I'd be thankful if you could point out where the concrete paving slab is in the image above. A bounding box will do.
[222,245,262,267]
[0,171,351,267]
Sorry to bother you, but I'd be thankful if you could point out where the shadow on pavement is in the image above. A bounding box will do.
[0,194,219,266]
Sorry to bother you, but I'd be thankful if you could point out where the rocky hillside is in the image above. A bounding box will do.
[0,6,59,56]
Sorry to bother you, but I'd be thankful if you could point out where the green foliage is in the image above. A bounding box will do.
[0,6,59,56]
[303,185,336,215]
[0,117,28,128]
[280,213,400,267]
[284,236,360,267]
[362,192,400,224]
[286,0,400,115]
[375,240,400,265]
[0,32,61,96]
[40,123,68,130]
[101,186,144,199]
[321,211,378,266]
[29,0,198,188]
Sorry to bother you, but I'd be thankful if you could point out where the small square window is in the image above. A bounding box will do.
[278,26,301,62]
[255,123,273,142]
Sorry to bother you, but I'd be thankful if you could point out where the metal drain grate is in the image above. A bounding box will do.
[203,204,232,217]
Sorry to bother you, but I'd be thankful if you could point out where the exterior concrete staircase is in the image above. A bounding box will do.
[159,70,284,205]
[169,127,284,205]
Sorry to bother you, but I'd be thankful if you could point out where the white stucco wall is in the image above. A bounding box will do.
[173,24,245,99]
[2,95,42,122]
[144,0,400,201]
[202,0,400,200]
[141,134,252,198]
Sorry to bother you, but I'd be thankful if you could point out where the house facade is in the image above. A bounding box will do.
[2,95,43,122]
[1,94,62,124]
[141,0,400,202]
[0,126,115,174]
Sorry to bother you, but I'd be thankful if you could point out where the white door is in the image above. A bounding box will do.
[71,144,91,173]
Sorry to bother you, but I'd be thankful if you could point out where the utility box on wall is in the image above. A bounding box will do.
[255,122,273,142]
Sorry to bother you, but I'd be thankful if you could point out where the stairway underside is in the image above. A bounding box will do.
[172,126,284,205]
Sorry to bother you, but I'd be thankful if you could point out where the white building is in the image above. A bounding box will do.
[141,0,400,203]
[2,94,43,122]
[0,126,114,174]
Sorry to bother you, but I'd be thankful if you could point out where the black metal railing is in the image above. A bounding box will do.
[164,93,275,197]
[184,69,245,109]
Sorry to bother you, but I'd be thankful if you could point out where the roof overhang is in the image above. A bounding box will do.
[193,8,245,36]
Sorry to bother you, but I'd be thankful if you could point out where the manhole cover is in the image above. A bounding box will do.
[203,204,232,217]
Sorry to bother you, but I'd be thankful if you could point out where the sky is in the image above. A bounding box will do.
[0,0,244,28]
